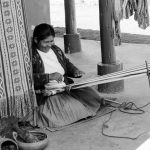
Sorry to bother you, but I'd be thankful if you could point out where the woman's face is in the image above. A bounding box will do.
[38,35,54,53]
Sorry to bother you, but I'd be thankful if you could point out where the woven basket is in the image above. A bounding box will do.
[13,131,48,150]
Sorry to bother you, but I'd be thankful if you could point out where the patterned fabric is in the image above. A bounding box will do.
[0,0,36,118]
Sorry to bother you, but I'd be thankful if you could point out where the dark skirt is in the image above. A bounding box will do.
[36,87,103,128]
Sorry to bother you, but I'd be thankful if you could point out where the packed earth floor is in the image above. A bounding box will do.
[41,37,150,150]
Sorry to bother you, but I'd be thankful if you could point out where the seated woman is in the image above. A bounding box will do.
[32,23,105,129]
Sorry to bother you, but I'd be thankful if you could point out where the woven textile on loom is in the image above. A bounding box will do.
[0,0,37,118]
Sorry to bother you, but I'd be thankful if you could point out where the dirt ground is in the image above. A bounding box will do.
[43,38,150,150]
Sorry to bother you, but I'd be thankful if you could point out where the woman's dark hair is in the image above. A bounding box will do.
[32,23,55,50]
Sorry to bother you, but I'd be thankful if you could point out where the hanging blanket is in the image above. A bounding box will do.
[0,0,37,118]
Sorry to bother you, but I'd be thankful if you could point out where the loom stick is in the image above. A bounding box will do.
[71,64,150,87]
[70,68,148,90]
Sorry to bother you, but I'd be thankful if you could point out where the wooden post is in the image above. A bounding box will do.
[64,0,81,53]
[97,0,124,93]
[99,0,116,64]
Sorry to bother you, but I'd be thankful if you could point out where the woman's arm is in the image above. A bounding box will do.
[64,57,85,78]
[52,45,85,78]
[33,72,64,89]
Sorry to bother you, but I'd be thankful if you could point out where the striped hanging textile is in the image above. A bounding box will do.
[0,0,37,118]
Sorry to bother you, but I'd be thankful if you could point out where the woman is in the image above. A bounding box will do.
[32,23,104,129]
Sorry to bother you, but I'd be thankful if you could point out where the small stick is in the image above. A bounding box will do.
[145,60,150,87]
[104,98,122,105]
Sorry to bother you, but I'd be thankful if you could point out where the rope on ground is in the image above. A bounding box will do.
[101,101,150,140]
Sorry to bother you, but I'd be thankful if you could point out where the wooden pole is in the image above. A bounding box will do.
[97,0,124,93]
[64,0,77,34]
[64,0,81,53]
[99,0,116,64]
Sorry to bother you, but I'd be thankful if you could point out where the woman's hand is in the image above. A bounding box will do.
[49,72,63,82]
[42,89,65,96]
[74,70,85,78]
[42,89,52,96]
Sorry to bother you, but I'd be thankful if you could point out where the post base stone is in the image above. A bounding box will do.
[64,33,81,53]
[97,61,124,93]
